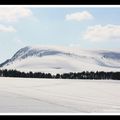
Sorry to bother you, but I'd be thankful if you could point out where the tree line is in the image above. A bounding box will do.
[0,69,120,80]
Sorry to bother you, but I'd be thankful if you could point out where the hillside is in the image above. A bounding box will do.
[0,45,120,74]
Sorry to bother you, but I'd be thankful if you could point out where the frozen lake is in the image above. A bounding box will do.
[0,77,120,113]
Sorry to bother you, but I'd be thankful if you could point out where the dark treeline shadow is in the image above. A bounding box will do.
[0,69,120,80]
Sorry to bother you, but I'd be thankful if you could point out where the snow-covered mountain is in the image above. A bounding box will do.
[0,45,120,74]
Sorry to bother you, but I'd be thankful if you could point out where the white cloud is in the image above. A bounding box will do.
[65,11,93,22]
[0,24,16,32]
[0,7,32,22]
[84,24,120,42]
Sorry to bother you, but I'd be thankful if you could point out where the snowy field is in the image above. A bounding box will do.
[0,77,120,114]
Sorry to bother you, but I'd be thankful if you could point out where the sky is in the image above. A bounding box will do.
[0,5,120,63]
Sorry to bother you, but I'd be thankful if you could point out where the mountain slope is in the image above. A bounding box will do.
[0,45,120,74]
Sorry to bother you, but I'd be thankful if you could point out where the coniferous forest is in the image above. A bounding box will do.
[0,69,120,80]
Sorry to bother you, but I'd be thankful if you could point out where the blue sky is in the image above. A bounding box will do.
[0,6,120,63]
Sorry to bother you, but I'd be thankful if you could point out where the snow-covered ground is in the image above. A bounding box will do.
[0,77,120,113]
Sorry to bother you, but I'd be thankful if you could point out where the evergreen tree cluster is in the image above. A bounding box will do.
[0,69,120,80]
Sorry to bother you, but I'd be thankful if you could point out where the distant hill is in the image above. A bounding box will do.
[0,45,120,74]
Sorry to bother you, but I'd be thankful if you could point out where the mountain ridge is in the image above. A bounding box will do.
[0,45,120,73]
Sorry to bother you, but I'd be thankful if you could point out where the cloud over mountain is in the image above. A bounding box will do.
[0,7,32,22]
[84,24,120,42]
[65,11,93,22]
